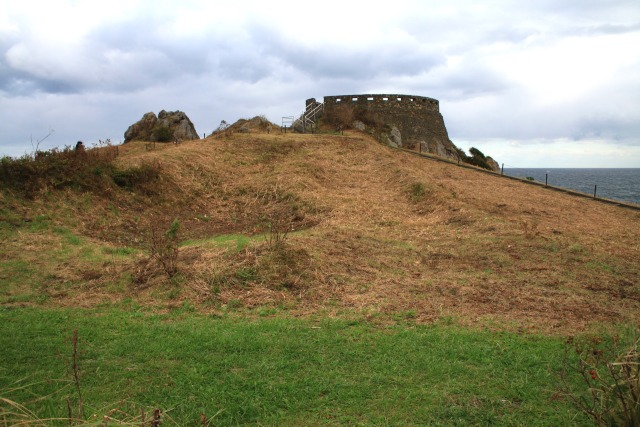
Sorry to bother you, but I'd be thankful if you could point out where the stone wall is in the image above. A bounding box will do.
[324,94,439,112]
[320,94,459,160]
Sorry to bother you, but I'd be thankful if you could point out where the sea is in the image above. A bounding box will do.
[503,168,640,206]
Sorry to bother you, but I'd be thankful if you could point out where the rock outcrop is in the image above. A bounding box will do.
[124,110,199,143]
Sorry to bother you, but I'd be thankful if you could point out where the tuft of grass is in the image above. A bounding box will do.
[408,182,428,202]
[29,214,52,232]
[53,226,82,245]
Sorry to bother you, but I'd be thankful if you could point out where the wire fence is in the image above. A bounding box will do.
[498,164,639,207]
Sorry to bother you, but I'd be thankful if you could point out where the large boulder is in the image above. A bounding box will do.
[124,110,200,143]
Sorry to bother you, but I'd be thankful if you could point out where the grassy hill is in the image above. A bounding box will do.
[2,127,638,333]
[1,126,639,425]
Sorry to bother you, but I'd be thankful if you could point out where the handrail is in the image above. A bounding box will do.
[292,102,324,133]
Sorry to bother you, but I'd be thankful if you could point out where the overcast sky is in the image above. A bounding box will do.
[1,0,639,167]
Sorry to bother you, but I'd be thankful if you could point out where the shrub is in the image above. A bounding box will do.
[559,334,640,426]
[149,218,181,278]
[464,147,491,170]
[0,143,119,197]
[152,125,174,142]
[408,182,427,202]
[254,187,304,248]
[110,160,162,191]
[0,142,161,198]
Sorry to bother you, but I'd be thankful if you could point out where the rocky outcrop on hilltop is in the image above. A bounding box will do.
[124,110,200,143]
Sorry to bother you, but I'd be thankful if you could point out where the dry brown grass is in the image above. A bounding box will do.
[1,130,639,333]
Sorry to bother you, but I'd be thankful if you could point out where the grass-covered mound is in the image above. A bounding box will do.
[1,126,639,424]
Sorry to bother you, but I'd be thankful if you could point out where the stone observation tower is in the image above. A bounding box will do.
[299,94,459,161]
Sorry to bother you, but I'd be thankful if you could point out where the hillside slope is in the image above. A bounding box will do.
[1,130,639,333]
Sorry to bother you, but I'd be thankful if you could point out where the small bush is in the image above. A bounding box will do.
[450,146,494,171]
[0,144,117,197]
[149,218,181,278]
[0,142,161,198]
[408,182,427,202]
[256,242,311,290]
[152,125,174,142]
[559,334,640,426]
[252,185,307,248]
[111,161,161,191]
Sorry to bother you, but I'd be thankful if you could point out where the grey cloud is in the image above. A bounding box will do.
[1,17,227,96]
[581,22,640,35]
[437,68,512,100]
[572,115,640,144]
[2,0,639,165]
[257,40,445,81]
[0,60,78,95]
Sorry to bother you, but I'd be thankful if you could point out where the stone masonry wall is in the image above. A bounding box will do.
[320,94,458,160]
[324,94,439,112]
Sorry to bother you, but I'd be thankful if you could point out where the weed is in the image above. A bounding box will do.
[256,242,312,290]
[53,226,82,245]
[69,329,84,421]
[29,214,51,231]
[585,261,614,273]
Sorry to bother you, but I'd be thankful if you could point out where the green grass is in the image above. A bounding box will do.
[102,246,137,256]
[181,233,253,252]
[52,225,83,245]
[0,307,590,426]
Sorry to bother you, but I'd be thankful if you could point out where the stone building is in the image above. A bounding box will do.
[304,94,460,161]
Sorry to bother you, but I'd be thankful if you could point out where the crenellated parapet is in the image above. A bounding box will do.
[313,93,456,160]
[323,94,439,113]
